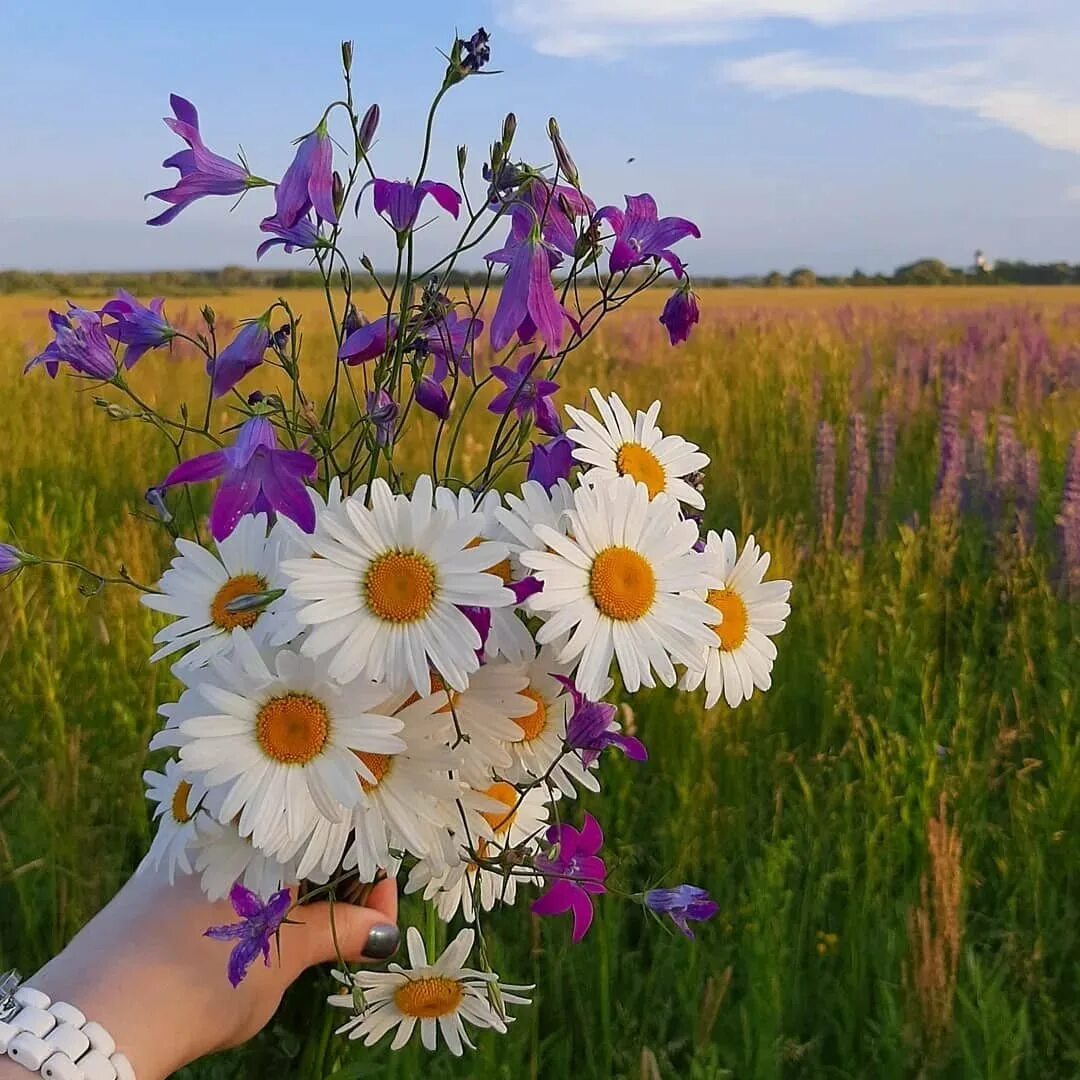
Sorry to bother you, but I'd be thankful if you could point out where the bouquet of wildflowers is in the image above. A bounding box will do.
[10,30,792,1059]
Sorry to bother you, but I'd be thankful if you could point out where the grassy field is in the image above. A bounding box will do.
[1,286,1079,1079]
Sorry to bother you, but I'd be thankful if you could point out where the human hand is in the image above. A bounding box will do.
[6,866,398,1080]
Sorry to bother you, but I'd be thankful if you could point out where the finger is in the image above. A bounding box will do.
[290,879,401,972]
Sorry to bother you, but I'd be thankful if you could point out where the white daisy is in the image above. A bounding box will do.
[520,475,719,699]
[193,815,300,901]
[328,927,532,1056]
[433,486,535,663]
[681,530,792,709]
[141,514,297,668]
[175,635,406,851]
[565,388,709,509]
[502,649,600,798]
[405,781,549,922]
[283,475,514,695]
[141,758,208,884]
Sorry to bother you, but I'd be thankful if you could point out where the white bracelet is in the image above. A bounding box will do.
[0,975,135,1080]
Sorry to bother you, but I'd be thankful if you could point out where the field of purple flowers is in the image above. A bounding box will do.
[2,286,1078,1078]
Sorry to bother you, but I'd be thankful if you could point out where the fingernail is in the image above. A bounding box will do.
[363,924,400,959]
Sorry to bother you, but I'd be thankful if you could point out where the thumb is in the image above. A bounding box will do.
[289,878,400,972]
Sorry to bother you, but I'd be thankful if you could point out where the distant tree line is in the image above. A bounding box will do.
[2,258,1079,295]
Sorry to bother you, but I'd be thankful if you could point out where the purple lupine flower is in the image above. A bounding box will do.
[366,389,398,447]
[100,291,175,369]
[990,414,1020,532]
[933,386,966,521]
[531,814,606,943]
[415,375,450,420]
[840,412,869,555]
[204,882,292,988]
[272,122,337,227]
[421,308,483,381]
[488,354,561,435]
[147,95,259,226]
[814,420,836,547]
[159,415,317,541]
[211,314,271,398]
[554,675,647,767]
[527,435,574,490]
[485,221,567,354]
[874,411,896,538]
[1017,447,1040,550]
[659,283,700,346]
[365,179,460,235]
[597,194,700,277]
[257,212,323,260]
[644,885,719,939]
[1059,433,1080,594]
[339,315,397,366]
[26,307,117,381]
[0,544,28,576]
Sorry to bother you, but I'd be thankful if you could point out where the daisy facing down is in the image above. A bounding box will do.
[565,388,709,509]
[681,529,792,709]
[520,475,719,700]
[282,475,514,695]
[328,927,532,1056]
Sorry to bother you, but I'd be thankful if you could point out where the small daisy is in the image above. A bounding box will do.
[193,816,300,901]
[283,475,514,695]
[520,475,719,699]
[141,758,209,883]
[434,486,535,663]
[176,635,406,850]
[681,530,792,709]
[406,781,549,922]
[565,388,709,509]
[142,514,297,668]
[328,927,532,1055]
[502,649,600,798]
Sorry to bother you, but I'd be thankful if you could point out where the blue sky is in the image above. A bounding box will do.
[1,0,1077,275]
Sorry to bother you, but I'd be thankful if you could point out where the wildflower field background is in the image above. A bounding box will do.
[1,285,1078,1079]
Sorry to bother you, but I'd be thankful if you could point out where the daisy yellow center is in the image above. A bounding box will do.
[480,781,519,836]
[590,547,656,622]
[365,551,436,623]
[467,537,513,585]
[394,977,464,1019]
[171,780,193,824]
[514,689,548,742]
[256,694,329,765]
[210,574,267,631]
[616,443,666,499]
[708,588,749,651]
[356,751,393,793]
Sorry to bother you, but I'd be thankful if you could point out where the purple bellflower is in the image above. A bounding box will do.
[147,95,261,226]
[555,675,647,768]
[365,179,461,235]
[527,435,574,491]
[0,544,28,577]
[273,122,337,227]
[462,27,491,73]
[366,389,398,447]
[211,314,272,398]
[204,882,292,988]
[422,308,483,381]
[485,218,567,354]
[415,375,450,420]
[644,886,719,939]
[489,354,561,435]
[598,194,700,277]
[531,814,607,943]
[257,212,324,260]
[101,291,176,368]
[659,283,700,346]
[339,315,397,366]
[517,178,595,258]
[26,307,117,381]
[160,415,317,541]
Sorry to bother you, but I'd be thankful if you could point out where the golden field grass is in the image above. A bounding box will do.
[1,286,1079,1079]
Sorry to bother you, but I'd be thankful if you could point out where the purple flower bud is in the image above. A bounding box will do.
[659,285,700,346]
[840,412,869,554]
[527,435,574,490]
[366,389,398,447]
[359,104,380,152]
[814,421,836,546]
[644,885,719,939]
[415,375,450,420]
[547,117,579,186]
[338,315,397,366]
[210,314,271,398]
[144,486,173,523]
[502,112,517,150]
